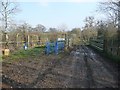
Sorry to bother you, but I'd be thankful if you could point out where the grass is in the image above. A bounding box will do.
[2,44,69,65]
[2,47,45,63]
[103,51,120,63]
[2,46,67,63]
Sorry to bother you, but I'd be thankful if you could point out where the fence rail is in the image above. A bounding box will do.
[0,40,46,52]
[89,39,104,51]
[89,37,120,58]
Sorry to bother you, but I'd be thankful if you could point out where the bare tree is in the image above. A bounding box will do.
[0,0,19,32]
[82,16,97,44]
[57,24,68,32]
[84,16,94,28]
[0,0,20,49]
[98,0,120,26]
[48,28,58,42]
[99,0,120,55]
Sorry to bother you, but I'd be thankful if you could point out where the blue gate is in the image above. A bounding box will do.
[45,41,65,55]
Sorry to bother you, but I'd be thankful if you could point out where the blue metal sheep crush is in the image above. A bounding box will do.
[45,41,65,55]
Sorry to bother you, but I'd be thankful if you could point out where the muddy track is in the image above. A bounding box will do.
[81,45,118,88]
[81,45,96,88]
[2,45,119,88]
[70,45,118,88]
[84,55,95,88]
[83,46,96,87]
[83,46,119,88]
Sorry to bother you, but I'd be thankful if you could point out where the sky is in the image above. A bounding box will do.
[13,0,104,30]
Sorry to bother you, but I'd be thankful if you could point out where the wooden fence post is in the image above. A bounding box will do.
[16,33,19,47]
[118,1,120,56]
[28,35,30,48]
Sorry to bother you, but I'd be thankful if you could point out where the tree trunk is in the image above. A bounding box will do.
[4,8,8,49]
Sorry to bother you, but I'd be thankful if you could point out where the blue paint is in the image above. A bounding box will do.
[45,41,65,55]
[55,41,58,55]
[23,42,28,50]
[46,42,50,55]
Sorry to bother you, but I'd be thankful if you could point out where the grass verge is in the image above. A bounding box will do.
[2,47,45,63]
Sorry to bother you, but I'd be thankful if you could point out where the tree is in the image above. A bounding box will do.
[34,24,46,32]
[82,16,97,44]
[67,28,81,46]
[98,0,120,26]
[117,1,120,56]
[0,0,20,49]
[70,28,81,36]
[17,23,31,44]
[0,0,19,32]
[48,28,58,42]
[98,0,120,55]
[84,16,94,28]
[97,20,107,37]
[57,24,68,32]
[48,27,58,33]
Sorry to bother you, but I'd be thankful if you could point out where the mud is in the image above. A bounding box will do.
[1,45,119,88]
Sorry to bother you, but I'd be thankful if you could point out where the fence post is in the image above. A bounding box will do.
[16,33,19,47]
[28,35,30,48]
[118,1,120,56]
[46,42,50,55]
[55,41,58,55]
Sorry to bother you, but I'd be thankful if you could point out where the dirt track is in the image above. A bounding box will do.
[1,45,119,88]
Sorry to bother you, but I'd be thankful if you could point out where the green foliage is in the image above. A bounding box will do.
[89,45,120,63]
[81,27,97,43]
[105,51,120,63]
[68,28,81,46]
[0,55,2,62]
[35,45,45,48]
[3,47,44,61]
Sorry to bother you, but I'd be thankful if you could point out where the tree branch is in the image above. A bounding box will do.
[7,5,18,15]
